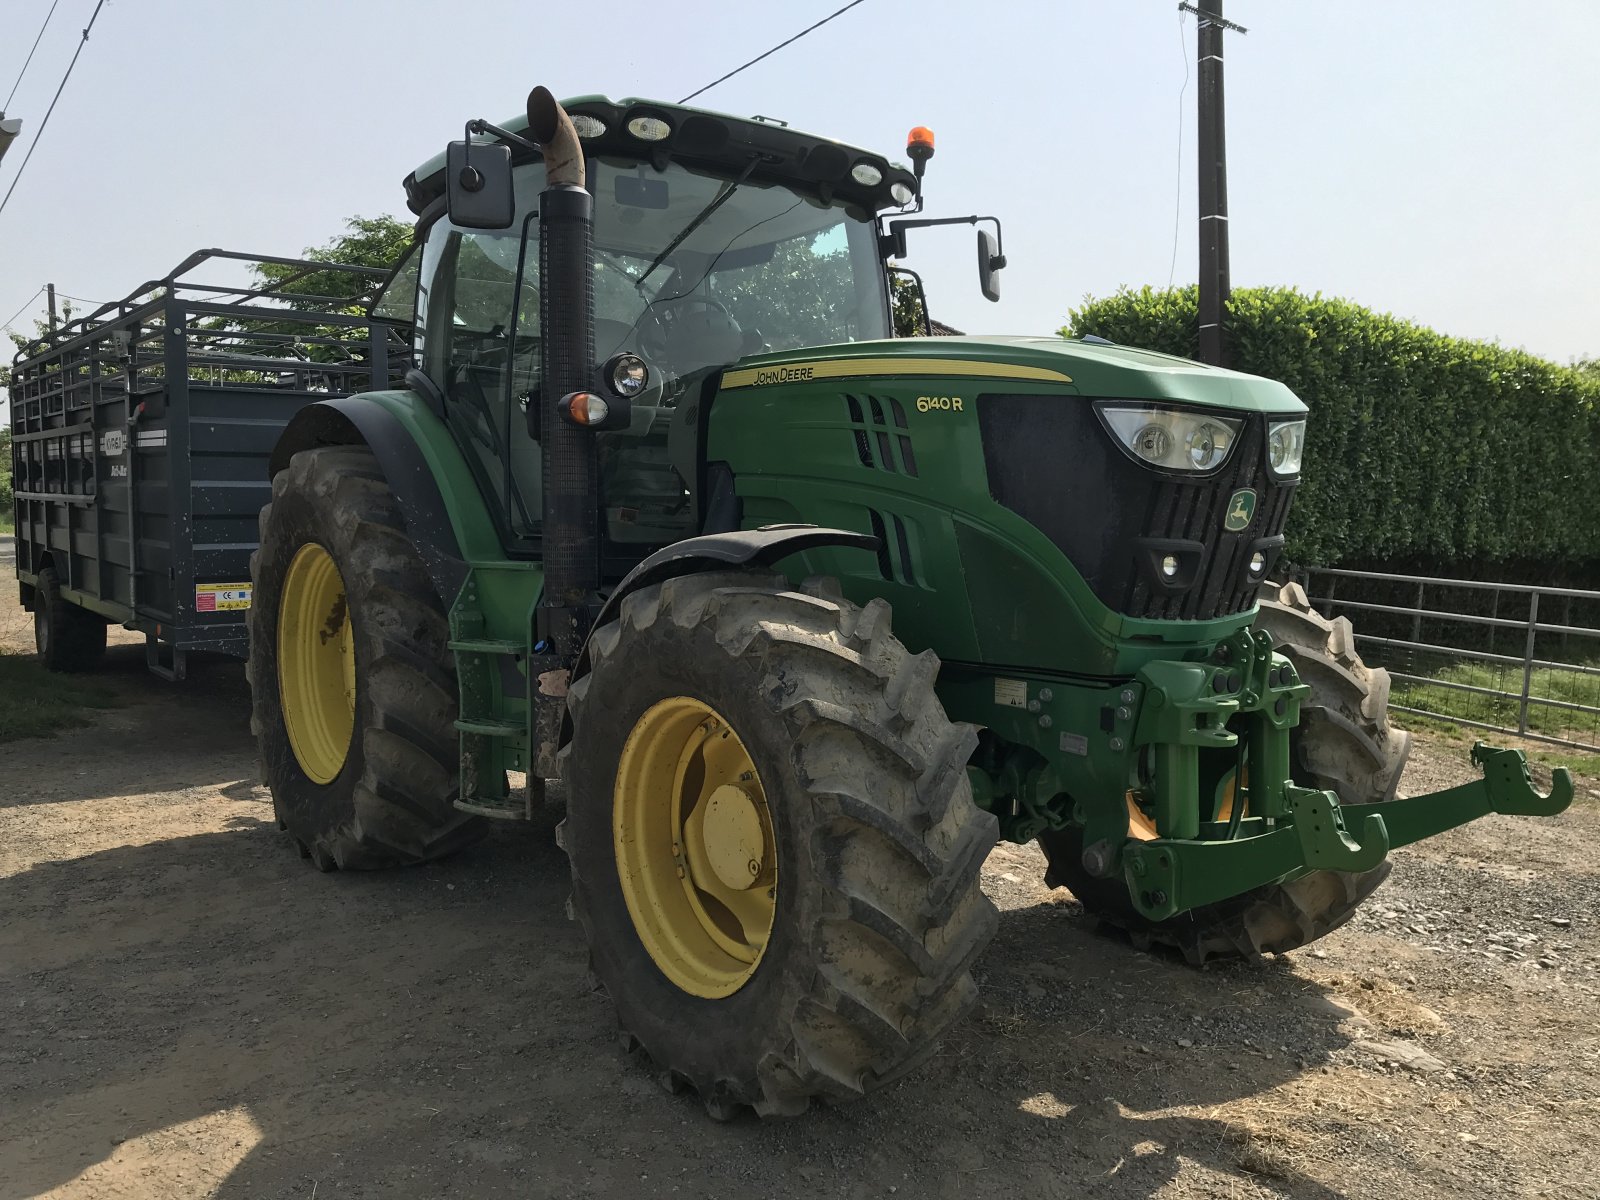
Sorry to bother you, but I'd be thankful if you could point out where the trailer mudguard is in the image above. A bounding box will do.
[268,391,492,608]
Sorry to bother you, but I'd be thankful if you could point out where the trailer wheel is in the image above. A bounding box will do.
[1037,581,1411,964]
[248,446,484,870]
[33,566,107,672]
[560,573,998,1118]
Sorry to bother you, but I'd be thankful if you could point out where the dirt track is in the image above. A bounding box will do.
[3,544,1598,1199]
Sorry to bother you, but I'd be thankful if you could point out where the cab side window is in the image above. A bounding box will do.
[417,219,543,539]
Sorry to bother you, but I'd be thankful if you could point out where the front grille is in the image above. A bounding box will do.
[1126,418,1294,619]
[977,395,1296,622]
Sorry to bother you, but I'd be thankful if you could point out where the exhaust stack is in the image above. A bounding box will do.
[528,87,598,641]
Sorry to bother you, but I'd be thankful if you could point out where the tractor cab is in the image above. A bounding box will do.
[379,97,925,558]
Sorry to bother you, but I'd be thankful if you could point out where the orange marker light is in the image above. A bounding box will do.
[559,390,610,427]
[906,126,936,161]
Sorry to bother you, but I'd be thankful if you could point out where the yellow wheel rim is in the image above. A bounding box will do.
[277,542,356,785]
[613,696,777,999]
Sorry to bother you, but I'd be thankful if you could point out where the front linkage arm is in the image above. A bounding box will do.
[1123,742,1574,922]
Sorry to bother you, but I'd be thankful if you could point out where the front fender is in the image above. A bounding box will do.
[575,525,880,675]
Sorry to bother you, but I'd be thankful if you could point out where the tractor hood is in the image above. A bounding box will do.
[723,335,1307,416]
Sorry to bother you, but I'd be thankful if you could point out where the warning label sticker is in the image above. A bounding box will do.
[196,583,252,612]
[993,678,1028,709]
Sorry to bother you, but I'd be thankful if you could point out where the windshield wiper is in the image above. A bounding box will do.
[635,156,761,292]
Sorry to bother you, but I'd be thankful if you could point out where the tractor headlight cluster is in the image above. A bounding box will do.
[1098,405,1243,473]
[1267,419,1307,477]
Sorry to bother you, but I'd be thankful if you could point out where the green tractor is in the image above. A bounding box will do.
[250,88,1572,1117]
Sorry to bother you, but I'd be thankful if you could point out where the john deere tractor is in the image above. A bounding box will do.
[250,88,1573,1117]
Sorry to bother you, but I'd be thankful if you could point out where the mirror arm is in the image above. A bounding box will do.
[465,118,540,155]
[880,214,1005,265]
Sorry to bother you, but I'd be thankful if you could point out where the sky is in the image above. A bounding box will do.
[1,0,1596,380]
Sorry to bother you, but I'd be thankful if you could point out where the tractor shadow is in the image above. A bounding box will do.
[2,817,1363,1199]
[2,650,1360,1197]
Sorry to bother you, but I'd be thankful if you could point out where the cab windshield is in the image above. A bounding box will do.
[415,156,890,550]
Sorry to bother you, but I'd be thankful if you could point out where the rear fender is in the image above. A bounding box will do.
[267,392,500,607]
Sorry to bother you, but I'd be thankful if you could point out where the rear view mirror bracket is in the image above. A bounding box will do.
[878,214,1007,303]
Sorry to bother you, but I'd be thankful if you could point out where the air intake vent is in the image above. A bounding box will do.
[844,394,918,477]
[866,508,917,585]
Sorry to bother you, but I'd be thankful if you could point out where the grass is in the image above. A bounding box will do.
[0,652,118,743]
[1386,655,1600,750]
[1395,708,1600,792]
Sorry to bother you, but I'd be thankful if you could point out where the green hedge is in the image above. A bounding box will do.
[1063,286,1600,573]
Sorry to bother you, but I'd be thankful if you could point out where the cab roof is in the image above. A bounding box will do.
[403,94,918,219]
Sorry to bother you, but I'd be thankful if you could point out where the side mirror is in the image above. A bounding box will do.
[977,229,1004,303]
[446,140,514,229]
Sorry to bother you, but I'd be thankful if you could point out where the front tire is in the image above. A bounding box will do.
[1038,581,1412,964]
[248,446,484,870]
[560,572,998,1118]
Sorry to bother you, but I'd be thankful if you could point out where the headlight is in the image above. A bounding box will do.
[604,352,649,398]
[626,116,672,142]
[850,161,884,186]
[1267,419,1306,476]
[1098,406,1244,473]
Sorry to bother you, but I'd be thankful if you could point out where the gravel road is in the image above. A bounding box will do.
[2,563,1597,1199]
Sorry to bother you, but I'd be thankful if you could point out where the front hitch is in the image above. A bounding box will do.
[1121,743,1573,922]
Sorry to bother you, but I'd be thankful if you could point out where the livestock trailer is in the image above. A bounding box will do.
[7,249,409,678]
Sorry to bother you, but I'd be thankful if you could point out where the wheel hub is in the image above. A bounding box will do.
[690,784,767,891]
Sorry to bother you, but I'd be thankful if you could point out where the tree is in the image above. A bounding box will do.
[0,428,12,519]
[890,268,927,337]
[212,215,413,369]
[252,214,412,305]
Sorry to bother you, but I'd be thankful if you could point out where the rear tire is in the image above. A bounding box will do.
[561,572,998,1118]
[1038,580,1411,964]
[33,566,107,672]
[248,446,484,870]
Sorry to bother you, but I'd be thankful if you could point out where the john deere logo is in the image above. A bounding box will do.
[1224,489,1257,532]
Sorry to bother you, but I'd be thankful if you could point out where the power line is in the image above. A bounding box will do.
[1,286,47,334]
[0,0,107,220]
[678,0,870,105]
[3,0,61,112]
[1167,9,1190,288]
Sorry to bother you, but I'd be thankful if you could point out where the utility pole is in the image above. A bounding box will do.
[46,282,58,331]
[1180,1,1247,366]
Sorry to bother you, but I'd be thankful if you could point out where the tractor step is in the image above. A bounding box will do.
[455,789,533,820]
[455,717,523,737]
[448,637,526,655]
